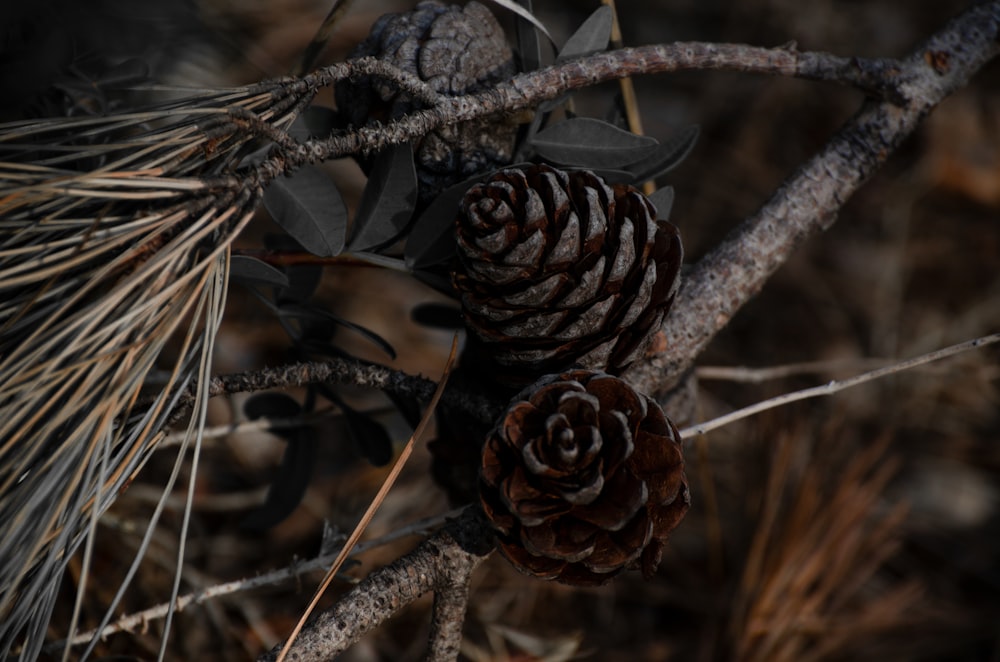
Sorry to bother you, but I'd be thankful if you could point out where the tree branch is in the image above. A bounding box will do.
[624,1,1000,397]
[171,357,500,428]
[254,41,923,182]
[257,507,494,662]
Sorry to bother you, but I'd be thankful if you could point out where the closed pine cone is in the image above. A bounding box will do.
[335,1,517,204]
[479,369,690,585]
[453,164,683,387]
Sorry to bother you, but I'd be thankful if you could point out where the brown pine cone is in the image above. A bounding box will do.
[479,370,689,586]
[453,165,683,386]
[334,1,517,204]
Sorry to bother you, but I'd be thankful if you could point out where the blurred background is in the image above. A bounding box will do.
[5,0,998,659]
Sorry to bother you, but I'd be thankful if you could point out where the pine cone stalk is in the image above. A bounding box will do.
[479,370,690,585]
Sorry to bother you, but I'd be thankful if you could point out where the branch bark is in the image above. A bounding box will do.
[624,2,1000,397]
[253,41,930,181]
[171,357,500,427]
[257,507,494,662]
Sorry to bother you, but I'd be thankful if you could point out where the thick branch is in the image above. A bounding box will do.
[257,507,494,662]
[625,1,1000,397]
[255,42,914,182]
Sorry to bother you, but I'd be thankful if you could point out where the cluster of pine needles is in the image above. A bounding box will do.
[0,80,313,658]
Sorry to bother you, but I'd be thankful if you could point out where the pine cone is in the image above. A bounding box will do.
[334,1,517,204]
[479,370,689,585]
[453,164,683,386]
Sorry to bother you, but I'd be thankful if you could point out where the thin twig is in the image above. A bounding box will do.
[167,355,500,429]
[49,508,464,651]
[696,358,897,383]
[681,333,1000,439]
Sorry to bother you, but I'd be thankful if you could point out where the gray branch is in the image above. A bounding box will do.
[624,1,1000,397]
[257,507,494,662]
[172,357,500,427]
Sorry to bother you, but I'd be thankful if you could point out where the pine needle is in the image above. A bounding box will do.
[0,80,310,657]
[275,334,460,662]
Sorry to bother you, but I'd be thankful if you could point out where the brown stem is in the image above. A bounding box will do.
[257,507,494,662]
[624,1,1000,397]
[254,41,916,183]
[180,357,500,427]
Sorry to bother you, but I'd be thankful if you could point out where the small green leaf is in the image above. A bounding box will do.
[348,143,417,252]
[404,178,474,271]
[531,117,658,168]
[263,165,347,257]
[647,186,675,221]
[229,255,290,289]
[626,125,700,182]
[487,0,554,45]
[244,392,302,422]
[557,5,613,62]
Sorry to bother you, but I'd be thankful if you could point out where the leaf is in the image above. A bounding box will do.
[240,429,317,531]
[277,263,323,305]
[241,393,313,530]
[411,302,464,330]
[229,255,290,289]
[531,117,658,168]
[557,5,613,62]
[348,143,417,252]
[279,302,397,360]
[244,392,302,422]
[342,406,394,467]
[263,165,347,257]
[647,186,675,221]
[626,125,700,182]
[316,385,394,467]
[404,178,472,271]
[385,391,422,430]
[486,0,554,45]
[569,167,635,184]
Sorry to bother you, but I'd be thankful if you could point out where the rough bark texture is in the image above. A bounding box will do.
[257,507,493,662]
[623,2,1000,397]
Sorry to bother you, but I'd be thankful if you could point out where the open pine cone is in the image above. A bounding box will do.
[335,0,517,204]
[479,370,689,586]
[453,164,683,386]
